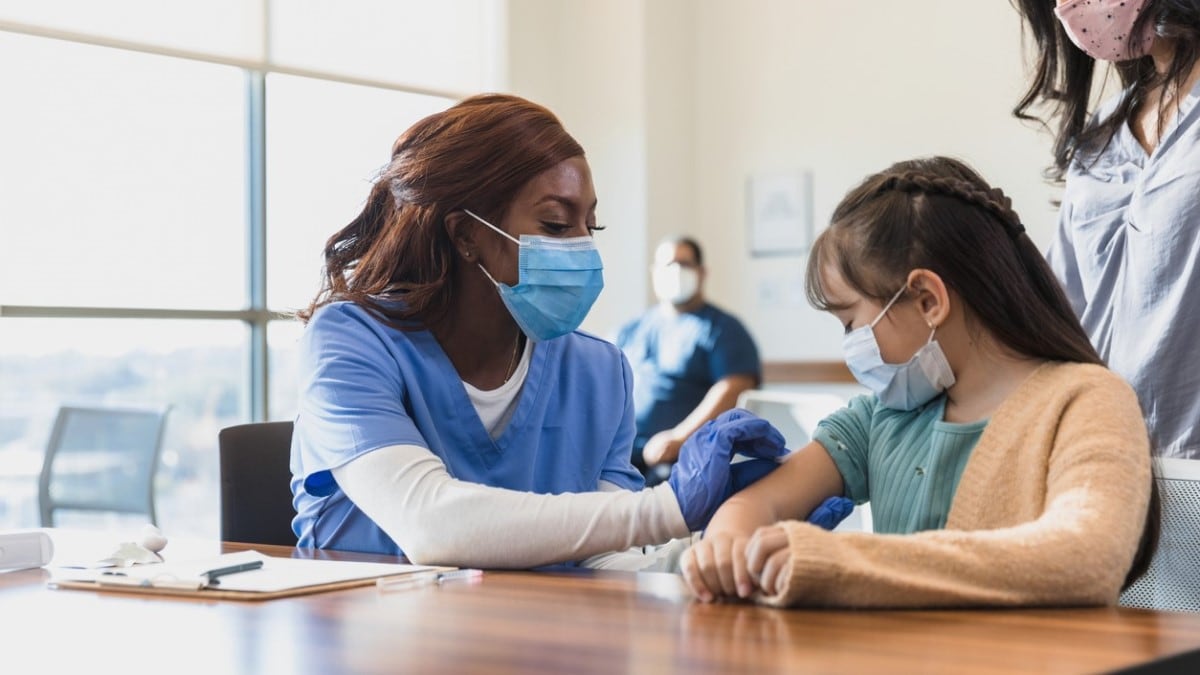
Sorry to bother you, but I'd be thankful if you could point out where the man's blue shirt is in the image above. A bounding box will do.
[615,302,761,450]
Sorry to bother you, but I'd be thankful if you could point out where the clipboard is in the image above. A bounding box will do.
[47,550,451,601]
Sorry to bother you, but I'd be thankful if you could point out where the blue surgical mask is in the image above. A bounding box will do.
[842,286,956,411]
[464,209,604,342]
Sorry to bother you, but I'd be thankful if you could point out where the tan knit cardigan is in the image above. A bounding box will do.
[760,362,1152,609]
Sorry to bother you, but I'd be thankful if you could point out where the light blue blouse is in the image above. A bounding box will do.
[1048,77,1200,458]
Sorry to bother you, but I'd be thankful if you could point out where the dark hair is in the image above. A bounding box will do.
[806,156,1158,589]
[298,93,584,326]
[1012,0,1200,180]
[806,156,1101,366]
[661,236,704,266]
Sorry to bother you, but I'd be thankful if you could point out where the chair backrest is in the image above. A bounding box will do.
[1120,458,1200,613]
[39,405,170,527]
[218,421,298,546]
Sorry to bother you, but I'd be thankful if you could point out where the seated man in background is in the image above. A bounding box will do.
[616,236,762,485]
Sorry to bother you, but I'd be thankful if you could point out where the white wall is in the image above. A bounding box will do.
[691,0,1057,360]
[505,0,653,338]
[643,0,697,283]
[506,0,1059,359]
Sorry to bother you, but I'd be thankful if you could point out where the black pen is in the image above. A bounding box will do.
[202,560,264,586]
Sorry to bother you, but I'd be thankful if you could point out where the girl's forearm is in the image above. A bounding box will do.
[703,495,781,539]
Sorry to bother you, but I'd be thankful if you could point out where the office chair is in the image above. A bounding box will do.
[218,420,299,546]
[735,389,872,532]
[38,405,170,527]
[1120,458,1200,613]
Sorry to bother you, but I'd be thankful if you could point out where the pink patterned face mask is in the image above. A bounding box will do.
[1054,0,1156,61]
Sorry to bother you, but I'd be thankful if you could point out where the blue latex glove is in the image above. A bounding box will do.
[806,496,854,530]
[668,409,788,531]
[727,457,780,495]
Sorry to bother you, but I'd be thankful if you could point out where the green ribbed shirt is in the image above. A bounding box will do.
[812,394,987,534]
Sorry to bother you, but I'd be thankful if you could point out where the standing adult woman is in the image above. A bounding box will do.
[289,94,782,568]
[1013,0,1200,457]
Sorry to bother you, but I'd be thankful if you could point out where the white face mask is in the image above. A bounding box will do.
[842,286,956,411]
[652,263,700,306]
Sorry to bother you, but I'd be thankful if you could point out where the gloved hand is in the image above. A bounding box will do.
[806,496,854,530]
[668,409,788,531]
[727,457,780,495]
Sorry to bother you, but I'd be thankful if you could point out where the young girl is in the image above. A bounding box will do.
[681,156,1159,608]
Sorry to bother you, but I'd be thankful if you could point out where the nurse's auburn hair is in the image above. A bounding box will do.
[298,93,584,326]
[805,155,1158,591]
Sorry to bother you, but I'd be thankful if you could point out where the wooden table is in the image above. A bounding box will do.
[4,529,1200,674]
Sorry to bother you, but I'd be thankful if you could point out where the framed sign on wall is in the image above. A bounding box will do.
[746,169,813,257]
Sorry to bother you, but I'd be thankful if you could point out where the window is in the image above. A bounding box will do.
[0,2,496,537]
[0,319,247,535]
[269,0,501,95]
[265,74,450,314]
[0,33,247,310]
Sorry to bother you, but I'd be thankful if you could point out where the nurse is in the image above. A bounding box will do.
[289,94,784,568]
[1012,0,1200,457]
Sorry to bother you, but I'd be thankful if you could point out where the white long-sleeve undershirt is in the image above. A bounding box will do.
[331,443,691,569]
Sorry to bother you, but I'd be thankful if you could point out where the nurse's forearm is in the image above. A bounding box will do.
[332,444,690,568]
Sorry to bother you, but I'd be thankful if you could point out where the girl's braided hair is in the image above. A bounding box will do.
[875,172,1026,240]
[805,156,1099,368]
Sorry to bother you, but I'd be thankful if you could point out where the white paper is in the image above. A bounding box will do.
[50,550,440,593]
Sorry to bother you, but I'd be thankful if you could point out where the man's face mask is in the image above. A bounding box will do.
[652,262,700,306]
[465,209,604,342]
[841,285,956,411]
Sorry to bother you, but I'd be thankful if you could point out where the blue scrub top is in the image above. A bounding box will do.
[290,301,645,556]
[615,302,761,449]
[1048,76,1200,458]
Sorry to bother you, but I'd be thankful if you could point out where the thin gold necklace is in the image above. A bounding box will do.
[503,335,522,383]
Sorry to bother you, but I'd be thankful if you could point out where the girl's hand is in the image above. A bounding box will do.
[680,532,755,602]
[746,525,792,596]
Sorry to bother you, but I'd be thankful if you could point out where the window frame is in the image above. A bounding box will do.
[0,22,476,423]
